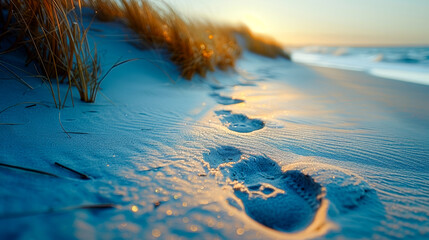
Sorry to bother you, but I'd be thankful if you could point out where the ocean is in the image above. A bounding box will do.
[291,46,429,85]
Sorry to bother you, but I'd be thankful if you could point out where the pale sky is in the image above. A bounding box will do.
[161,0,429,46]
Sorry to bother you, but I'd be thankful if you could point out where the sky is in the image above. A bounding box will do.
[161,0,429,46]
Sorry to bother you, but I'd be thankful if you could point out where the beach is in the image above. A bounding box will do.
[1,7,429,240]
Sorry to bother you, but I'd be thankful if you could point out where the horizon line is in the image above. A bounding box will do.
[282,43,429,48]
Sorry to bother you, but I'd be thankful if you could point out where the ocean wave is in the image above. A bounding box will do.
[290,46,429,85]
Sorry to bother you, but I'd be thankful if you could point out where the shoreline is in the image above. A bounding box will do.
[291,49,429,86]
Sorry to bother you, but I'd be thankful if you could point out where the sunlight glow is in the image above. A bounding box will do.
[162,0,429,46]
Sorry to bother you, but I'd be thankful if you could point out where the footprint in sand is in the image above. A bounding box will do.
[215,110,264,133]
[203,146,324,232]
[210,93,244,105]
[203,146,381,233]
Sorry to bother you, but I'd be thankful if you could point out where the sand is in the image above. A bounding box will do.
[1,13,428,240]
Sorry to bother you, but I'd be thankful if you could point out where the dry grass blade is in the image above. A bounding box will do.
[0,162,59,178]
[66,131,89,134]
[0,101,49,115]
[71,203,117,209]
[25,104,37,108]
[58,110,71,138]
[91,58,139,101]
[54,162,91,180]
[0,203,117,219]
[0,61,33,89]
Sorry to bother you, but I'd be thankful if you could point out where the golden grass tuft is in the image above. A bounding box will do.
[235,26,290,60]
[86,0,288,80]
[166,18,242,79]
[1,0,102,106]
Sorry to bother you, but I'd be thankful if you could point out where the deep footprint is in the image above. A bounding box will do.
[203,147,323,232]
[210,93,244,105]
[228,155,323,232]
[215,110,264,133]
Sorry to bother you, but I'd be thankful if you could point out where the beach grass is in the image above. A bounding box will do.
[1,0,101,107]
[87,0,289,79]
[1,0,289,106]
[234,26,291,60]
